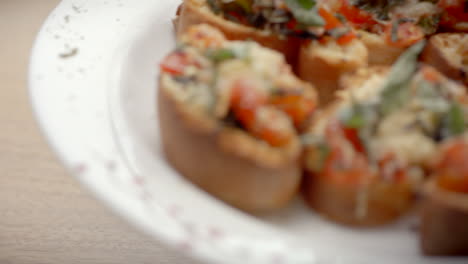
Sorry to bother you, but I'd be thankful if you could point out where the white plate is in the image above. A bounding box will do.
[29,1,467,264]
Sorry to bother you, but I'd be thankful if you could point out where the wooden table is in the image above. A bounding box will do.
[0,1,198,263]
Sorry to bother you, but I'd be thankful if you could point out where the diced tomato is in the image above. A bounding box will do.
[269,94,316,127]
[319,7,357,45]
[320,145,373,185]
[435,140,468,193]
[384,21,425,48]
[286,19,298,30]
[378,153,407,183]
[230,78,267,127]
[337,31,357,45]
[438,0,468,27]
[160,52,193,76]
[319,7,342,30]
[230,79,294,146]
[251,109,295,147]
[338,0,378,28]
[341,125,365,153]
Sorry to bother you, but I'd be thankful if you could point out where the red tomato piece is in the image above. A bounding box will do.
[384,21,425,48]
[338,0,378,28]
[435,140,468,193]
[160,52,193,76]
[269,94,316,127]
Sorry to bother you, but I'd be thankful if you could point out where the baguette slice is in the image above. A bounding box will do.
[421,33,468,86]
[298,38,368,104]
[159,24,317,212]
[421,179,468,255]
[358,30,406,65]
[159,86,302,212]
[175,0,300,64]
[302,67,415,227]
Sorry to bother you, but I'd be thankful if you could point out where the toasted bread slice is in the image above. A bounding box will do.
[302,42,468,226]
[358,30,406,65]
[159,25,317,212]
[421,179,468,255]
[422,33,468,86]
[298,38,368,104]
[175,0,300,64]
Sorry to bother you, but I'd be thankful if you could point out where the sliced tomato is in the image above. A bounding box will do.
[338,0,378,28]
[160,52,193,76]
[384,21,425,48]
[435,140,468,193]
[269,94,316,127]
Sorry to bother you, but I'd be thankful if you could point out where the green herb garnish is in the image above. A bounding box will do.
[351,0,405,20]
[445,103,466,137]
[417,15,440,35]
[206,48,238,63]
[378,40,426,115]
[284,0,324,27]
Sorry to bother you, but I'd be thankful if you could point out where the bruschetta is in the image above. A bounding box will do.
[298,7,368,104]
[437,0,468,33]
[421,136,468,255]
[175,0,325,64]
[422,33,468,86]
[336,0,441,65]
[302,41,468,226]
[158,24,317,212]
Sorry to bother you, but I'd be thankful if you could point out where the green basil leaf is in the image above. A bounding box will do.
[379,40,426,115]
[344,103,367,129]
[284,0,324,27]
[206,48,237,63]
[446,103,466,137]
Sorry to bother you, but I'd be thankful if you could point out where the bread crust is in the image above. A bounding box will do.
[304,173,414,227]
[298,39,368,104]
[420,180,468,255]
[421,33,468,87]
[176,0,301,64]
[158,79,302,212]
[302,67,415,226]
[358,30,406,66]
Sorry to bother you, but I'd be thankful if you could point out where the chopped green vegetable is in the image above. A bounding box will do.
[445,103,466,137]
[378,40,426,115]
[351,0,405,20]
[343,103,367,129]
[284,0,324,27]
[206,48,238,63]
[417,15,440,35]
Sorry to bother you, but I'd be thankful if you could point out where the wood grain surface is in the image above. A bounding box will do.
[0,1,199,263]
